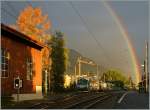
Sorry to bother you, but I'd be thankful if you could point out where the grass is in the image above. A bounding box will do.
[1,96,16,109]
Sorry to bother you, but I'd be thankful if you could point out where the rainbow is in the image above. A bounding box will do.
[103,2,141,84]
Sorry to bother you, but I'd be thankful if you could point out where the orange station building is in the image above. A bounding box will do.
[1,24,45,101]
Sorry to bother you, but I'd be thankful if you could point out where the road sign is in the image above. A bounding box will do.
[14,77,22,89]
[14,78,20,89]
[14,76,22,102]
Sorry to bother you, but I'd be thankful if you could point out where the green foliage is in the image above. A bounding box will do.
[101,69,130,86]
[112,80,124,89]
[50,31,68,93]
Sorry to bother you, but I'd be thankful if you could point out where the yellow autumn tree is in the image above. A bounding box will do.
[16,5,51,43]
[16,5,52,77]
[16,6,52,94]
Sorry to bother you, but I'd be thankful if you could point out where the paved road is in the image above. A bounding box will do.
[92,91,149,109]
[114,91,149,109]
[92,91,124,109]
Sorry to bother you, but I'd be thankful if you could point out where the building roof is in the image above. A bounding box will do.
[1,23,45,50]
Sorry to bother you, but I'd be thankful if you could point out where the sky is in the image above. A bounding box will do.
[1,1,149,83]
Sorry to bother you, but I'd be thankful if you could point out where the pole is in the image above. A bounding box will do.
[97,65,98,79]
[17,88,19,102]
[147,42,149,92]
[145,41,148,92]
[104,74,105,82]
[45,69,48,95]
[97,64,99,90]
[96,65,98,82]
[49,68,51,93]
[79,58,81,78]
[75,63,77,84]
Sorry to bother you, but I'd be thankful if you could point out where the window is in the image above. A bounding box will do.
[26,57,34,80]
[1,48,10,78]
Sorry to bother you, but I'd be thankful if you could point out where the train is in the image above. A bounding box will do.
[76,77,100,91]
[76,78,90,90]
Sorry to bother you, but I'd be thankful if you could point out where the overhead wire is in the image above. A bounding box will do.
[45,3,63,33]
[2,1,112,69]
[1,7,17,20]
[6,2,18,18]
[26,1,33,7]
[69,1,112,67]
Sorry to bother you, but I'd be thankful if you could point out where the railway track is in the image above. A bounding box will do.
[29,91,111,109]
[29,91,91,109]
[64,93,112,109]
[30,103,49,109]
[48,91,103,109]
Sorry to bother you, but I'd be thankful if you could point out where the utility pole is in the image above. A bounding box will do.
[96,64,100,90]
[147,42,149,92]
[102,72,105,83]
[97,65,98,82]
[96,64,99,79]
[78,57,81,78]
[145,41,149,92]
[74,57,81,84]
[75,63,77,84]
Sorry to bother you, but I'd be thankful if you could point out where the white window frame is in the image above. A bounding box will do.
[1,48,9,78]
[26,57,34,80]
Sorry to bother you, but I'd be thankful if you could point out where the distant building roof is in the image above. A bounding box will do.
[1,23,45,50]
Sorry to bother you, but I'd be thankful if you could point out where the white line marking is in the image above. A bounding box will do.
[117,92,128,103]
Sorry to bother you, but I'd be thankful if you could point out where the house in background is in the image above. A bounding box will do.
[1,24,45,101]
